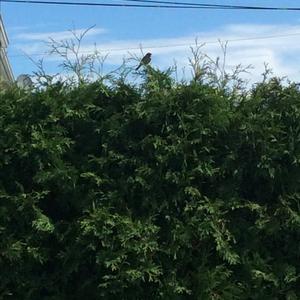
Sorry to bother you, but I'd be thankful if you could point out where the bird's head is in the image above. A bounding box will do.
[146,52,152,57]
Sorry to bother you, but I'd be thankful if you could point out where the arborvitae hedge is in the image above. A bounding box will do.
[1,71,300,299]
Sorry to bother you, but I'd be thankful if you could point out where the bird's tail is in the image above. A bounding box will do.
[135,63,142,71]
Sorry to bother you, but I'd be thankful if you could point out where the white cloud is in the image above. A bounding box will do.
[15,27,107,41]
[10,23,300,83]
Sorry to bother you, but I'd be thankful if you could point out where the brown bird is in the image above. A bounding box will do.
[136,52,152,70]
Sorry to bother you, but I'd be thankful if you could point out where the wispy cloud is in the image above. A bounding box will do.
[10,23,300,82]
[15,27,107,41]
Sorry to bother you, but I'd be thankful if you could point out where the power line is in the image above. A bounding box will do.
[120,0,255,9]
[0,0,232,9]
[120,0,300,10]
[3,0,300,10]
[8,31,300,58]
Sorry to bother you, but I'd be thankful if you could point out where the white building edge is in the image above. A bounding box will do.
[0,15,14,82]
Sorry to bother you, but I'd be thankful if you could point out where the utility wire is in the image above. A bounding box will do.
[8,31,300,58]
[3,0,300,10]
[120,0,299,10]
[0,0,232,9]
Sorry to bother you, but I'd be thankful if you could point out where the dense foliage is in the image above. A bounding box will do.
[1,70,300,299]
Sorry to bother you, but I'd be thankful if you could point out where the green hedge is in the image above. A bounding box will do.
[0,72,300,299]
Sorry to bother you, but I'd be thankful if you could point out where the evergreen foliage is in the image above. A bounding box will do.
[0,70,300,299]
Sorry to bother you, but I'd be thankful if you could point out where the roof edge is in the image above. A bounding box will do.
[0,15,9,47]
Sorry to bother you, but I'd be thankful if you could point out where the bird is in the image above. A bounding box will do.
[136,52,152,70]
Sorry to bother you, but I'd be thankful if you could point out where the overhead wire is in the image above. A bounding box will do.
[2,0,300,10]
[0,0,232,9]
[7,31,300,58]
[119,0,300,10]
[4,0,300,57]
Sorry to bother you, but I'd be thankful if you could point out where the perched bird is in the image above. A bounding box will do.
[136,52,152,70]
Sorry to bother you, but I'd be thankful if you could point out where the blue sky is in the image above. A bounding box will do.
[3,0,300,82]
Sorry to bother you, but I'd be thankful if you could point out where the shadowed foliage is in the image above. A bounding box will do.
[0,71,300,299]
